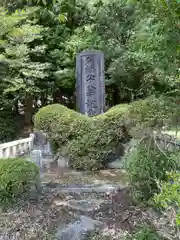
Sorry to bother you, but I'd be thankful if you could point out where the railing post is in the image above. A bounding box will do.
[0,133,35,159]
[12,145,17,157]
[0,147,3,158]
[29,133,34,150]
[5,147,10,158]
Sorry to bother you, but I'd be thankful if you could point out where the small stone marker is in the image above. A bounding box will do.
[76,50,105,116]
[30,150,43,170]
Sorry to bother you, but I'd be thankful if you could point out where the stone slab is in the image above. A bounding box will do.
[54,199,111,212]
[76,50,105,116]
[44,183,120,194]
[56,215,104,240]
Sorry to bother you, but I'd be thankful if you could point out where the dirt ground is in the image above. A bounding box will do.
[0,169,177,240]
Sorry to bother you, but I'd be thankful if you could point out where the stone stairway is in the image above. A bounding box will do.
[40,173,128,240]
[1,169,154,240]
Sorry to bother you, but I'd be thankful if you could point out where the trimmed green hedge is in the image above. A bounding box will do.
[34,104,131,170]
[0,158,40,204]
[34,96,180,170]
[34,104,92,146]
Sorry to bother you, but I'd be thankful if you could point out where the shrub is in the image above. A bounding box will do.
[0,110,19,143]
[34,104,131,170]
[34,95,180,171]
[0,158,40,204]
[154,171,180,228]
[125,137,180,201]
[34,104,92,145]
[123,95,180,135]
[126,224,164,240]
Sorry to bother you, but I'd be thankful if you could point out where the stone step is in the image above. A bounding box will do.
[54,199,112,212]
[55,215,104,240]
[43,183,122,194]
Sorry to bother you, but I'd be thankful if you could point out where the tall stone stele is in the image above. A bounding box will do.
[76,50,105,116]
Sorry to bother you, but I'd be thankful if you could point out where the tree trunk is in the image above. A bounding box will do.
[41,92,47,106]
[53,89,64,104]
[24,95,33,127]
[113,85,120,105]
[14,99,19,115]
[67,0,76,31]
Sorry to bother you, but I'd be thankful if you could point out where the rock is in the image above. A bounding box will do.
[105,144,125,167]
[108,159,123,169]
[44,183,120,194]
[33,131,52,156]
[106,139,138,169]
[56,215,104,240]
[30,150,43,168]
[33,131,47,146]
[57,157,69,168]
[54,199,111,212]
[53,154,69,168]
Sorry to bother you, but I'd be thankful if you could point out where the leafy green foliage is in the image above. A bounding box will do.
[87,225,163,240]
[126,224,164,240]
[34,103,130,170]
[154,172,180,227]
[34,103,90,144]
[0,110,19,142]
[35,95,180,171]
[93,0,179,102]
[0,7,51,97]
[125,95,180,132]
[0,0,179,135]
[0,158,40,204]
[125,139,180,201]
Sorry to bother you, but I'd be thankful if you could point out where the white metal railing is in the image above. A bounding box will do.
[0,133,35,159]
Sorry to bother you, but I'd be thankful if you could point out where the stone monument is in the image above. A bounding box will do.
[76,50,105,116]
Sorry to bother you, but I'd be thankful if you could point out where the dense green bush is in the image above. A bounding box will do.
[154,171,180,228]
[125,138,180,201]
[34,96,180,170]
[34,103,131,170]
[0,110,19,143]
[123,95,180,134]
[0,158,40,204]
[34,104,91,145]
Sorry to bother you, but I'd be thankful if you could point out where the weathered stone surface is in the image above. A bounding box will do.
[33,131,47,146]
[108,139,139,169]
[56,215,104,240]
[108,159,123,169]
[76,50,105,116]
[54,154,69,168]
[33,131,52,156]
[54,199,111,212]
[30,149,43,168]
[44,183,120,194]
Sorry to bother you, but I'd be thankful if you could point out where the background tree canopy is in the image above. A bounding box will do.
[0,0,179,141]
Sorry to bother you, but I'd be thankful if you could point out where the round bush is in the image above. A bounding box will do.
[34,104,92,146]
[0,158,40,204]
[34,104,131,170]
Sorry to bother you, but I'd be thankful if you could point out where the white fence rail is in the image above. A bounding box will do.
[0,134,35,159]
